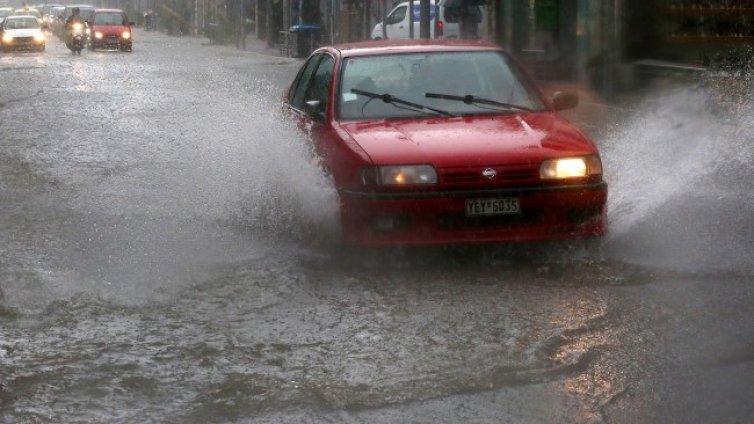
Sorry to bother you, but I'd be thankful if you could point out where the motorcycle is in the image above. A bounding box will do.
[69,22,85,55]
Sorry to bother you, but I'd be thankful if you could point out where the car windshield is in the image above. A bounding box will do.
[4,17,40,29]
[93,12,125,25]
[338,51,547,120]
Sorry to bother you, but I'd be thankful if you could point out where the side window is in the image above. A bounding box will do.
[388,6,407,25]
[304,54,335,113]
[289,54,322,109]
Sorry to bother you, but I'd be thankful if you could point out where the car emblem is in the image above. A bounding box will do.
[482,168,497,179]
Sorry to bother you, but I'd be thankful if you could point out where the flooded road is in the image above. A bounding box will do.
[1,31,753,423]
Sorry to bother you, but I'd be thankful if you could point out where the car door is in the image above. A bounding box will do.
[384,4,408,39]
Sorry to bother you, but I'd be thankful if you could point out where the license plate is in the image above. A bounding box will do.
[465,197,520,216]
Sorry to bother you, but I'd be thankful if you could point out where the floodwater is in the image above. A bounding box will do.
[1,31,752,423]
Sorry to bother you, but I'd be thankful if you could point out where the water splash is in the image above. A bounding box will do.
[602,72,754,274]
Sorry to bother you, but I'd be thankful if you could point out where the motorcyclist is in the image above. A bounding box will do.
[65,7,85,49]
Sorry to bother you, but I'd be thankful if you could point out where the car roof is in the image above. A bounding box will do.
[330,39,503,58]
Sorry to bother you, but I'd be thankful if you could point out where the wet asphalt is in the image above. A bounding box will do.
[1,30,753,423]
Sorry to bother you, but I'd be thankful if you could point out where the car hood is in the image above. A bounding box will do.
[91,24,129,35]
[338,113,597,167]
[5,28,42,37]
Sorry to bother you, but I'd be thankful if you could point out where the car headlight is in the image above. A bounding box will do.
[94,31,103,39]
[2,33,12,43]
[122,31,130,39]
[34,32,45,42]
[540,155,602,179]
[362,165,438,185]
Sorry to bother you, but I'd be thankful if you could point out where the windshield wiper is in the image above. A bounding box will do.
[351,88,457,118]
[425,92,534,113]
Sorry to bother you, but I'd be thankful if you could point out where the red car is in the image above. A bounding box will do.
[88,8,132,51]
[283,39,607,246]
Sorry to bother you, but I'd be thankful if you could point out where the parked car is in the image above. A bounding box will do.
[282,39,607,246]
[88,9,132,51]
[371,0,486,40]
[1,15,45,52]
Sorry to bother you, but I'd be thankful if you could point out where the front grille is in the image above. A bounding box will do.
[12,37,34,44]
[440,164,540,187]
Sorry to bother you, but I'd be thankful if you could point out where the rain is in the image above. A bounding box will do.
[1,1,753,423]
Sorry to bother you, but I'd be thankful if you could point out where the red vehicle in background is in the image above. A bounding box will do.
[88,8,132,51]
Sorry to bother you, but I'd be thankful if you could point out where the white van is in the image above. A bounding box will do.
[370,0,486,40]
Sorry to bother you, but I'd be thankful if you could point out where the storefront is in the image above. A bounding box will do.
[491,0,752,94]
[491,1,618,88]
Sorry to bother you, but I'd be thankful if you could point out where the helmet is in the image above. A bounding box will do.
[72,7,80,14]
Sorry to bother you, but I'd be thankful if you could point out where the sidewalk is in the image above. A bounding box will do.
[538,81,640,138]
[237,32,286,58]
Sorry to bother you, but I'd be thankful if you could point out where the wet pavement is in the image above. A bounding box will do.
[1,30,753,423]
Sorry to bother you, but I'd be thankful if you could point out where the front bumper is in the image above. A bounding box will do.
[339,182,608,246]
[1,37,45,51]
[91,36,131,50]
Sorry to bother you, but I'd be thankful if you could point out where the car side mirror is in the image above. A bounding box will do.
[304,100,324,120]
[552,91,579,111]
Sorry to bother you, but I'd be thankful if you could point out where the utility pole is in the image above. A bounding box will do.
[602,0,617,98]
[194,0,198,35]
[265,0,273,47]
[283,0,289,30]
[381,0,387,39]
[365,0,371,40]
[419,0,429,38]
[408,0,414,39]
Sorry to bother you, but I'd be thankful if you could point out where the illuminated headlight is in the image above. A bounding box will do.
[540,156,602,179]
[34,32,45,42]
[122,31,130,39]
[362,165,438,185]
[2,33,12,43]
[94,31,103,39]
[72,22,83,31]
